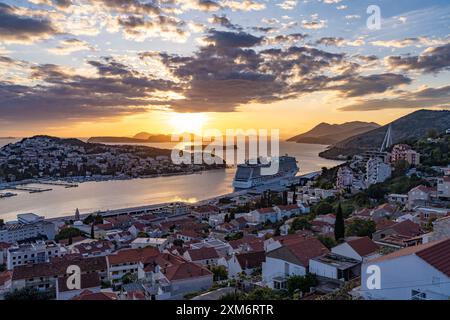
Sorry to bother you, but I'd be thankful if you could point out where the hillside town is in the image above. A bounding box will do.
[1,130,450,301]
[0,136,225,184]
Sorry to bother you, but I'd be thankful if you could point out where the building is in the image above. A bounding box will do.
[226,251,265,278]
[7,240,67,270]
[366,157,392,186]
[106,247,160,284]
[360,238,450,300]
[309,253,361,282]
[331,237,380,261]
[131,237,169,251]
[183,247,219,266]
[0,215,56,243]
[437,176,450,199]
[408,185,436,209]
[428,216,450,242]
[391,144,420,165]
[11,255,107,292]
[56,273,102,300]
[70,240,115,258]
[387,193,408,205]
[262,237,329,290]
[336,166,354,189]
[372,220,423,248]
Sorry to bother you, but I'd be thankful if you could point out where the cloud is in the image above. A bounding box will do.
[340,85,450,111]
[371,36,448,48]
[326,73,412,98]
[387,43,450,73]
[0,3,57,44]
[301,18,327,30]
[48,38,93,55]
[221,0,266,11]
[276,1,298,10]
[208,14,241,30]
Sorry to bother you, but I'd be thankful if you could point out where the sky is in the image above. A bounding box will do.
[0,0,449,138]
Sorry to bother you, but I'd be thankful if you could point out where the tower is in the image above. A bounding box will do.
[74,208,80,221]
[380,125,393,152]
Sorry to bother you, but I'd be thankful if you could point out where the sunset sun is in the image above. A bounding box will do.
[169,113,208,135]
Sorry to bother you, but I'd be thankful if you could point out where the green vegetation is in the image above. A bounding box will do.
[209,265,228,281]
[318,235,337,249]
[365,174,429,201]
[346,219,376,238]
[55,227,83,241]
[0,264,6,272]
[289,216,313,233]
[314,166,341,189]
[225,232,243,241]
[5,288,54,301]
[334,203,345,241]
[286,274,318,295]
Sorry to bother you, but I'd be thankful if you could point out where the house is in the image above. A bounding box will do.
[437,176,450,199]
[131,238,169,251]
[390,144,420,165]
[183,247,219,266]
[230,217,248,230]
[71,290,118,300]
[309,253,361,282]
[226,251,265,278]
[7,240,67,270]
[336,166,354,190]
[408,185,436,209]
[106,247,160,284]
[331,237,380,262]
[228,236,264,254]
[275,204,306,219]
[262,237,329,290]
[428,216,450,242]
[387,193,408,205]
[56,273,102,300]
[190,238,233,257]
[366,157,392,186]
[373,220,423,248]
[360,238,450,300]
[11,255,107,292]
[71,240,115,258]
[215,222,238,234]
[370,203,397,221]
[0,242,11,265]
[250,207,279,224]
[191,205,220,220]
[176,229,204,242]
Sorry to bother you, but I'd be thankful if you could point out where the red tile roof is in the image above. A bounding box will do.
[236,251,265,269]
[150,253,213,281]
[0,271,12,286]
[370,238,450,277]
[72,291,118,300]
[58,273,101,292]
[187,247,219,261]
[346,237,379,257]
[286,238,329,266]
[107,247,159,265]
[389,220,422,237]
[257,207,276,214]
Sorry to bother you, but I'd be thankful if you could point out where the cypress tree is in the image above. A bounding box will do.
[334,203,345,241]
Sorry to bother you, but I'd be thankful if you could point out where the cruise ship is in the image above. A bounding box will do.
[232,155,299,189]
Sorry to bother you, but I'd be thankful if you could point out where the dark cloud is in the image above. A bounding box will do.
[327,73,412,97]
[0,3,56,43]
[205,30,263,48]
[340,85,450,111]
[91,0,161,15]
[315,37,345,46]
[387,43,450,73]
[209,14,241,30]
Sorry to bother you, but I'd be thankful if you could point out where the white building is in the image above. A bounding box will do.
[437,176,450,199]
[7,240,67,270]
[262,238,329,290]
[0,216,56,243]
[366,157,392,186]
[131,238,169,251]
[336,166,354,189]
[360,238,450,300]
[331,237,380,262]
[387,194,408,205]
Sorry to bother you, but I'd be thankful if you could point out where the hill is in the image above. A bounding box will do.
[287,121,380,145]
[319,110,450,159]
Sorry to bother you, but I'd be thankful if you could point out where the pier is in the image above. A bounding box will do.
[10,186,53,193]
[37,181,79,188]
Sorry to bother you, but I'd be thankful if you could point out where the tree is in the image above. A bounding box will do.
[392,159,410,177]
[334,203,345,241]
[173,239,184,247]
[55,227,82,241]
[137,232,149,238]
[5,287,54,300]
[427,128,439,139]
[209,265,228,281]
[287,274,318,295]
[0,219,4,227]
[246,287,283,300]
[290,216,312,232]
[317,235,337,249]
[346,219,376,238]
[90,223,95,239]
[314,202,334,215]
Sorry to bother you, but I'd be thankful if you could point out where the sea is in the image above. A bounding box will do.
[0,138,342,221]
